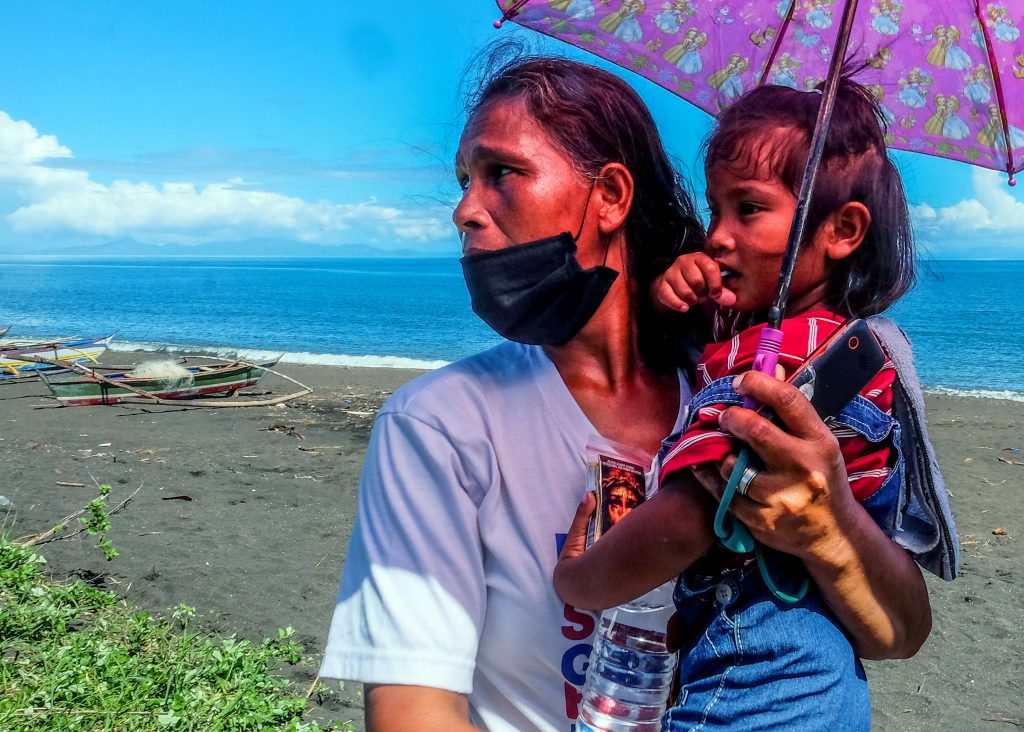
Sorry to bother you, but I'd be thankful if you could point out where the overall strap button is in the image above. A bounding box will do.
[715,578,739,606]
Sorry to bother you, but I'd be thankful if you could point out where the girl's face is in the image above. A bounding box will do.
[453,97,593,258]
[705,139,832,314]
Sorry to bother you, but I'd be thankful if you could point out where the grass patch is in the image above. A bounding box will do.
[0,537,349,731]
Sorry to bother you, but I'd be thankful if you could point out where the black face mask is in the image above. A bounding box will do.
[460,232,619,346]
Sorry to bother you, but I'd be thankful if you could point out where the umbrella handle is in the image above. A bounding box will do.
[741,326,784,409]
[715,328,783,549]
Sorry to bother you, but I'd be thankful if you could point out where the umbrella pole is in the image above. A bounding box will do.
[739,0,861,407]
[768,0,861,331]
[717,0,864,605]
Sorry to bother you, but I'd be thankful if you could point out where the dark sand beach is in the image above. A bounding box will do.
[2,351,1021,730]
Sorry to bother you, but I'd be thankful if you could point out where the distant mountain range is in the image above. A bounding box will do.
[0,238,450,258]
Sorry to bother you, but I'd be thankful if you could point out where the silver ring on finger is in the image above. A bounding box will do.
[736,466,759,497]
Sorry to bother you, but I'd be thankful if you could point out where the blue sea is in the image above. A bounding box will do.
[0,257,1021,400]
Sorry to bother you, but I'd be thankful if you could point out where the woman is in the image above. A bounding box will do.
[320,55,930,732]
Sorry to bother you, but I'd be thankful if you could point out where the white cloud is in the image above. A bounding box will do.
[0,111,71,164]
[0,111,451,245]
[911,168,1024,236]
[0,112,90,195]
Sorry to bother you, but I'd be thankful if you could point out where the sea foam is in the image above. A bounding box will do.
[114,340,448,371]
[924,386,1024,403]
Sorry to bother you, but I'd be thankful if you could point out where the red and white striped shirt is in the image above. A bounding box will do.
[662,309,895,502]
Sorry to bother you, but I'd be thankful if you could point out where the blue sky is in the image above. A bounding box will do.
[0,1,1020,258]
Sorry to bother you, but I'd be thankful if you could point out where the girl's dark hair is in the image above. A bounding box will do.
[705,78,915,317]
[467,46,707,368]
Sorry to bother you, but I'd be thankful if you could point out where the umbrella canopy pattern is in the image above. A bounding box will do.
[497,0,1024,178]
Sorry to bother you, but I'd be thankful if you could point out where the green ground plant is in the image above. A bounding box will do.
[80,483,119,561]
[0,538,351,731]
[16,482,125,562]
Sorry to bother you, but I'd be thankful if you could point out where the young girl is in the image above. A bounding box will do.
[554,79,944,730]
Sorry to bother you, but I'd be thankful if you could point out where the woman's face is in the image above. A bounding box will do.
[453,97,593,257]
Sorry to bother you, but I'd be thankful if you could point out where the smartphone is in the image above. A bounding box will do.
[764,318,886,423]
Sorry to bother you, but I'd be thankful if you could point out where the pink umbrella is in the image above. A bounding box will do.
[493,0,1024,360]
[494,0,1024,181]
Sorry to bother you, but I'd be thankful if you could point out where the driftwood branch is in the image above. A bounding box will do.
[16,484,143,547]
[304,674,321,701]
[123,390,312,408]
[981,716,1023,727]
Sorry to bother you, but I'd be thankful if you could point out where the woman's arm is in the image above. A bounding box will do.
[715,371,931,660]
[366,685,479,732]
[553,477,717,610]
[321,411,491,713]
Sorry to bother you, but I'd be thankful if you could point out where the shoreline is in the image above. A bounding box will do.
[4,337,1024,402]
[1,351,1022,730]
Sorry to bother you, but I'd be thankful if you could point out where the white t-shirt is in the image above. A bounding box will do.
[321,341,691,732]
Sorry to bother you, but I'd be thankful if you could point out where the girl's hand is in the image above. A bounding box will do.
[652,252,736,314]
[557,491,596,564]
[554,486,716,610]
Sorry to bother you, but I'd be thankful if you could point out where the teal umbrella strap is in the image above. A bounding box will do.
[714,448,809,604]
[756,546,810,604]
[713,448,755,553]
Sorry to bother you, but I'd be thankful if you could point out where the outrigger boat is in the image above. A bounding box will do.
[0,334,115,379]
[0,325,10,339]
[40,358,279,406]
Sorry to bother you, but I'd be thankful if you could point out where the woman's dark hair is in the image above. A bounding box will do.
[466,46,707,369]
[705,78,915,317]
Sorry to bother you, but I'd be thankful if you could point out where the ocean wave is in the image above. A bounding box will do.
[925,386,1024,403]
[113,340,448,371]
[279,351,449,370]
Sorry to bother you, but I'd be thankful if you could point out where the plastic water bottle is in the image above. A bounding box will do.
[577,581,678,731]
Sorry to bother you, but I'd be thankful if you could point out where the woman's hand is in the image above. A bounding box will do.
[714,371,858,559]
[708,370,931,660]
[652,252,736,314]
